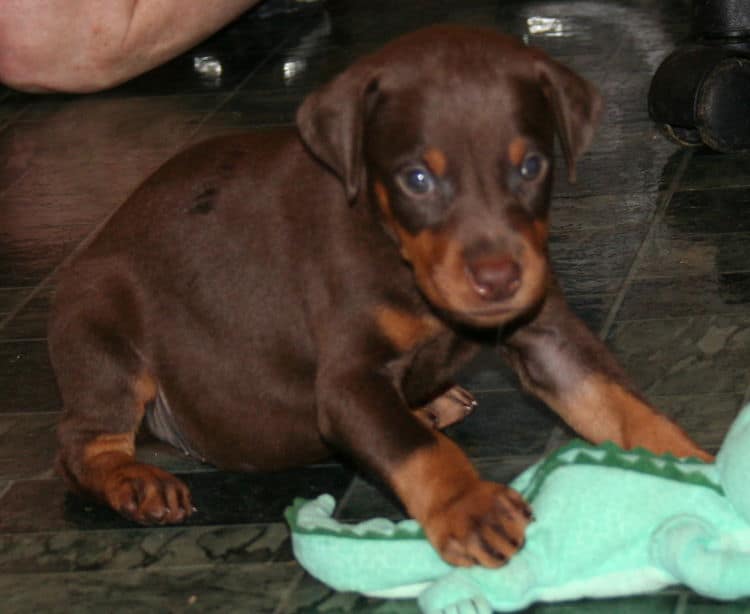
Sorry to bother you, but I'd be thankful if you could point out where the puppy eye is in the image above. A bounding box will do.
[520,153,544,180]
[397,166,436,196]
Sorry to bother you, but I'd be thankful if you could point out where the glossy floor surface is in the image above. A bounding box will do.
[2,1,750,612]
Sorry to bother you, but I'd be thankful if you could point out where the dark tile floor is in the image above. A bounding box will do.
[1,0,749,612]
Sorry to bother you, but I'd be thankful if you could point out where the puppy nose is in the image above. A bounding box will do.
[467,256,521,301]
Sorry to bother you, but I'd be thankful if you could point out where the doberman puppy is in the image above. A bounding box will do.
[49,25,710,568]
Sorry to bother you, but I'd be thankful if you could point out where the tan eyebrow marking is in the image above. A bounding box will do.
[508,137,527,166]
[423,147,448,177]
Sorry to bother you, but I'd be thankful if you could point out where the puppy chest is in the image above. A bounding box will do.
[397,332,477,408]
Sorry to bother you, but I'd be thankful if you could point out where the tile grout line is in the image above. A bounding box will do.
[598,147,694,341]
[272,467,358,611]
[673,591,688,614]
[0,560,301,578]
[273,568,307,614]
[0,100,30,135]
[0,106,33,201]
[0,202,126,333]
[543,147,694,455]
[333,477,358,519]
[0,289,43,332]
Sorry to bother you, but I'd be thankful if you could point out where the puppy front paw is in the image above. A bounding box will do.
[415,385,478,430]
[424,480,532,567]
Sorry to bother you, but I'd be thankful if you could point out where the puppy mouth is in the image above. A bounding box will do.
[465,304,515,317]
[428,281,530,326]
[457,302,527,327]
[410,236,548,327]
[427,261,547,327]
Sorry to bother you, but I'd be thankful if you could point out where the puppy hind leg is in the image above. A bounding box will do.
[50,284,193,525]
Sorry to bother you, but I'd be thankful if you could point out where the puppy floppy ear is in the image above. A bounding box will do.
[536,56,602,183]
[296,68,380,202]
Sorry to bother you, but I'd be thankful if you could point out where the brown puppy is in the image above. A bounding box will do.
[49,25,710,568]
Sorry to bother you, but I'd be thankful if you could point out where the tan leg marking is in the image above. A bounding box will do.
[77,370,195,525]
[83,433,135,465]
[544,375,712,461]
[133,371,157,415]
[79,369,157,470]
[390,433,531,567]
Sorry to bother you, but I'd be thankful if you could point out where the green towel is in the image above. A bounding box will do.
[286,404,750,613]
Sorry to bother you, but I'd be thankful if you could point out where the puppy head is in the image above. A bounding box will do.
[297,26,601,327]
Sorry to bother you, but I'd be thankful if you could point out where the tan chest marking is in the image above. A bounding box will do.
[376,305,445,352]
